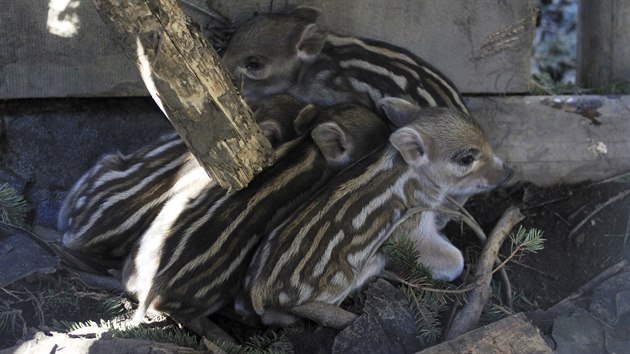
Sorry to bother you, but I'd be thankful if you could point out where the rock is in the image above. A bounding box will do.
[0,229,59,286]
[332,279,423,354]
[590,270,630,326]
[0,331,204,354]
[26,187,66,228]
[0,167,26,193]
[2,98,172,190]
[419,313,552,354]
[589,269,630,354]
[0,98,174,229]
[552,308,606,354]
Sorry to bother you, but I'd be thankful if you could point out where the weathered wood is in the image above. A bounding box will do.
[419,313,552,354]
[90,0,274,190]
[215,0,536,94]
[0,0,535,98]
[577,1,630,88]
[468,95,630,186]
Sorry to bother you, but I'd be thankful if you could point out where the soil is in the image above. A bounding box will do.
[449,179,630,309]
[2,179,629,351]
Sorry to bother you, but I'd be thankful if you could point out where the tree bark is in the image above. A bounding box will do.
[90,0,274,190]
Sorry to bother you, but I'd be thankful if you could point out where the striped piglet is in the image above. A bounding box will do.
[243,98,513,326]
[123,103,390,332]
[58,94,306,264]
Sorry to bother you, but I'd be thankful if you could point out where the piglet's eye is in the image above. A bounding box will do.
[459,155,475,166]
[244,56,264,71]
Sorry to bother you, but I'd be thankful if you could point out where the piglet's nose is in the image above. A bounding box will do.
[499,164,514,187]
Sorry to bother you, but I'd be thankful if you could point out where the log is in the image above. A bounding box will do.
[419,313,552,354]
[90,0,274,190]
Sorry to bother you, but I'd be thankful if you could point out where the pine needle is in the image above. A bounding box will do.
[0,183,29,228]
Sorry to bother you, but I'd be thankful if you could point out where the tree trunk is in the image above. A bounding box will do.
[90,0,274,190]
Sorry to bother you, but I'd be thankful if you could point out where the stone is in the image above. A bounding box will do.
[0,98,174,229]
[332,279,423,354]
[552,308,606,354]
[0,229,59,287]
[589,270,630,354]
[590,270,630,326]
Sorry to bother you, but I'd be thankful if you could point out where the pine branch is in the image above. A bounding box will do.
[0,183,29,228]
[491,227,544,276]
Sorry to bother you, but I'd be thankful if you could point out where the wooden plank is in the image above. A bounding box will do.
[90,0,274,190]
[0,0,535,98]
[468,95,630,186]
[577,0,630,88]
[418,313,552,354]
[214,0,536,94]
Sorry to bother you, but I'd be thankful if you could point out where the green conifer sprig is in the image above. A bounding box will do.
[383,235,456,344]
[0,183,29,228]
[52,318,202,349]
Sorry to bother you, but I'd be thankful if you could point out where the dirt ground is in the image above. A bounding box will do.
[1,178,629,351]
[452,179,630,309]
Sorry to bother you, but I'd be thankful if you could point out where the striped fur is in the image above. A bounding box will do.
[222,7,469,115]
[244,103,513,325]
[59,94,306,262]
[59,133,203,259]
[222,8,475,264]
[124,104,390,324]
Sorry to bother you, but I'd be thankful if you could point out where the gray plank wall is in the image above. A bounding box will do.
[0,0,535,99]
[577,0,630,88]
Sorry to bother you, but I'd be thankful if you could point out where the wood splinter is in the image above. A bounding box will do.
[91,0,274,190]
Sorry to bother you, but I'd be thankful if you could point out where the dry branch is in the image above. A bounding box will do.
[446,206,524,340]
[569,188,630,238]
[290,302,358,330]
[90,0,274,190]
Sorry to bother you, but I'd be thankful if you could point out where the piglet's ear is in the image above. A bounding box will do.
[296,23,328,62]
[378,97,420,128]
[312,122,351,165]
[390,127,432,166]
[258,120,284,147]
[291,6,322,22]
[293,104,320,134]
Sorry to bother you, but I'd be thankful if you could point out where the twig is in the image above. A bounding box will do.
[523,196,571,210]
[587,170,630,187]
[71,271,123,292]
[553,212,572,227]
[445,197,486,243]
[498,255,558,280]
[203,338,227,354]
[289,302,358,330]
[24,288,45,328]
[444,197,514,308]
[624,213,630,246]
[568,204,588,220]
[496,264,513,310]
[388,202,514,309]
[544,258,629,318]
[382,270,478,295]
[446,207,524,340]
[0,222,114,277]
[569,189,630,238]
